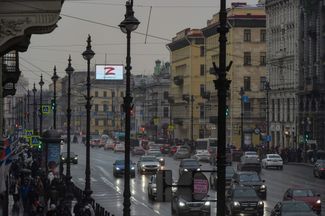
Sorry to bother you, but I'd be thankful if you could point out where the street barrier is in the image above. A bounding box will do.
[71,183,115,216]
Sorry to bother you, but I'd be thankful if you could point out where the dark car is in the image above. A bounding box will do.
[232,171,267,200]
[226,185,264,216]
[313,159,325,178]
[237,156,262,174]
[210,165,235,190]
[271,201,318,216]
[171,194,211,216]
[179,159,201,176]
[131,146,146,156]
[60,152,78,164]
[112,159,135,178]
[283,188,321,215]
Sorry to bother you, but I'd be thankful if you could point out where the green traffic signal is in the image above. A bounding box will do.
[226,106,229,117]
[51,99,56,110]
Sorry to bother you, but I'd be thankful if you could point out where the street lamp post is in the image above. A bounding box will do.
[65,55,74,195]
[190,95,194,145]
[239,87,245,151]
[82,35,95,204]
[39,75,44,136]
[265,81,271,152]
[119,1,140,215]
[32,83,37,135]
[51,66,59,129]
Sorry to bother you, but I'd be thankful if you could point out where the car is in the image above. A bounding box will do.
[169,145,180,156]
[209,147,232,166]
[99,134,109,147]
[104,139,115,150]
[114,143,125,152]
[147,175,157,201]
[131,146,146,156]
[231,171,267,200]
[160,144,171,154]
[137,156,160,174]
[174,147,191,160]
[226,185,264,216]
[243,151,259,159]
[112,159,135,178]
[210,165,235,190]
[90,135,101,147]
[179,159,201,176]
[147,149,165,166]
[171,194,211,216]
[192,151,210,162]
[283,188,321,215]
[271,201,318,216]
[60,152,78,164]
[313,159,325,178]
[237,155,262,174]
[261,154,283,170]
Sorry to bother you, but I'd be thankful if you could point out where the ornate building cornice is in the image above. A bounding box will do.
[0,0,64,55]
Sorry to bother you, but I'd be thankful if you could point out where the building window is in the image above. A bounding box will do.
[95,91,98,97]
[260,76,267,90]
[103,91,107,97]
[95,104,98,112]
[120,92,124,98]
[103,104,108,112]
[260,52,266,65]
[260,29,266,42]
[244,76,251,91]
[200,84,205,96]
[277,99,280,122]
[244,29,251,42]
[95,119,99,126]
[200,64,205,76]
[163,107,169,118]
[287,98,290,122]
[163,91,169,99]
[112,91,115,97]
[200,104,204,119]
[272,99,275,121]
[200,46,205,57]
[244,101,251,118]
[244,52,251,65]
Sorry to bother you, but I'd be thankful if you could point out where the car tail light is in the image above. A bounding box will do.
[319,168,325,171]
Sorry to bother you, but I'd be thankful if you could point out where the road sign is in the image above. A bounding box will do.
[31,136,40,145]
[42,105,50,115]
[242,95,249,103]
[25,129,33,137]
[156,170,172,202]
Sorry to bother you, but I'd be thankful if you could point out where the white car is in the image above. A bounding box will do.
[261,154,283,170]
[114,143,125,152]
[137,156,160,174]
[192,152,210,162]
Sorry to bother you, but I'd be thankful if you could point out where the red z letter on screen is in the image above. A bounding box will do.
[104,66,115,75]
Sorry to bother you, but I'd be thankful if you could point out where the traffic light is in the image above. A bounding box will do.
[304,132,310,142]
[38,140,43,149]
[226,105,229,117]
[51,99,56,110]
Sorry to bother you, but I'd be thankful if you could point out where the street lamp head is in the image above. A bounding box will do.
[32,83,37,93]
[119,0,140,33]
[239,87,245,96]
[82,35,95,61]
[65,55,74,75]
[51,65,59,82]
[39,74,44,87]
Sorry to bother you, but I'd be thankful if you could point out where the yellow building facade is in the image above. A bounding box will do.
[202,2,267,148]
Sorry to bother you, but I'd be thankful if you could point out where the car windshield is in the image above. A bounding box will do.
[115,160,133,165]
[183,160,199,166]
[62,152,75,157]
[282,202,311,212]
[233,188,258,198]
[141,156,157,162]
[292,189,314,197]
[269,155,281,159]
[239,174,261,182]
[148,151,163,157]
[245,152,257,155]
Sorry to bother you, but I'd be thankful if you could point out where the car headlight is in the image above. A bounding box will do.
[233,201,240,207]
[197,168,201,171]
[141,165,145,168]
[184,168,188,172]
[204,201,210,206]
[74,157,77,160]
[258,201,264,206]
[316,199,321,204]
[115,167,120,170]
[179,201,185,207]
[152,188,157,192]
[61,157,65,160]
[159,158,164,161]
[260,185,266,189]
[131,167,135,170]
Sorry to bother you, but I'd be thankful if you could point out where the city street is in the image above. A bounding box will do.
[65,142,325,216]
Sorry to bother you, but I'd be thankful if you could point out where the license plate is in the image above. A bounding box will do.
[245,207,254,211]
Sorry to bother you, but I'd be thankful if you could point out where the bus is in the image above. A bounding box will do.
[195,138,218,154]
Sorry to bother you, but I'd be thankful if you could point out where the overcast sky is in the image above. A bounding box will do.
[20,0,258,89]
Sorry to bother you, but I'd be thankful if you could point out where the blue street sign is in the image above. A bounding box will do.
[266,135,272,142]
[242,95,249,103]
[31,136,40,145]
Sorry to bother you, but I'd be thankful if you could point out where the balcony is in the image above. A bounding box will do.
[209,116,218,124]
[201,91,211,100]
[173,118,183,126]
[173,76,184,86]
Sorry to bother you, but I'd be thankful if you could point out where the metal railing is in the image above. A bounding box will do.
[71,183,115,216]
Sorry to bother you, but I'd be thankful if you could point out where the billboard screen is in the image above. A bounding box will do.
[95,64,124,80]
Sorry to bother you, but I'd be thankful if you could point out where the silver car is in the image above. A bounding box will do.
[137,156,160,174]
[147,175,157,200]
[174,147,191,160]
